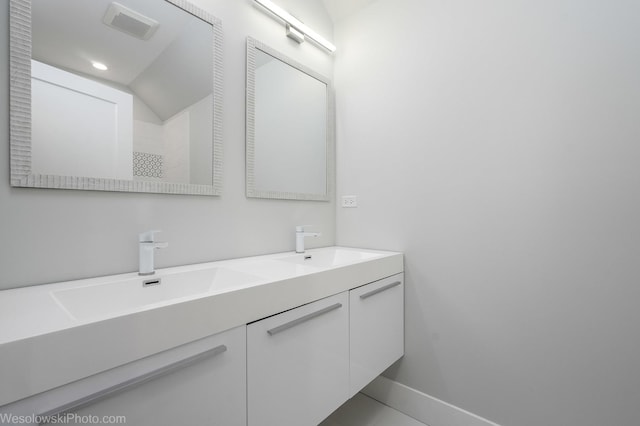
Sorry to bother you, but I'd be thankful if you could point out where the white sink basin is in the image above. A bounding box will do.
[276,248,384,269]
[51,268,263,321]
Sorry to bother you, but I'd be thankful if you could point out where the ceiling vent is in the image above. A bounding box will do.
[103,2,159,40]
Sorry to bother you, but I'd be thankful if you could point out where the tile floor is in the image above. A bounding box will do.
[320,393,427,426]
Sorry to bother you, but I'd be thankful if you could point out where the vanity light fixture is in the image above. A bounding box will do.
[91,61,108,71]
[253,0,336,53]
[286,24,305,44]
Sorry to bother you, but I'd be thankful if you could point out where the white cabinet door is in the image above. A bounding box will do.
[247,292,349,426]
[31,60,133,180]
[349,273,404,396]
[0,326,246,426]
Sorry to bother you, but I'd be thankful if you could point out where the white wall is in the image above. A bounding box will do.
[163,109,191,184]
[335,0,640,425]
[190,95,214,185]
[0,0,335,290]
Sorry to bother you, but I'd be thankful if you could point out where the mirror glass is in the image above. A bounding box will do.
[9,0,222,195]
[246,37,334,201]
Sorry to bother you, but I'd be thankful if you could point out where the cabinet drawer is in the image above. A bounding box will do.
[0,326,247,426]
[247,292,349,426]
[349,273,404,396]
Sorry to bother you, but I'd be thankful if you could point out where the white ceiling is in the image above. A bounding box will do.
[31,0,213,121]
[321,0,378,23]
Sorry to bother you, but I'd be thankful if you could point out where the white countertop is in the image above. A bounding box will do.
[0,246,403,407]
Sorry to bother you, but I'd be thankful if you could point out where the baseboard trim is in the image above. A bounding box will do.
[361,376,501,426]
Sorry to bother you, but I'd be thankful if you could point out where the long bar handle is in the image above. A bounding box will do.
[360,281,402,300]
[267,303,342,336]
[37,344,227,423]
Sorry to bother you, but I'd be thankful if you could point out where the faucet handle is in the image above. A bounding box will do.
[296,225,312,232]
[139,229,162,242]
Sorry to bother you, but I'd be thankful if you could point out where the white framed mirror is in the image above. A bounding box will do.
[9,0,223,195]
[246,37,334,201]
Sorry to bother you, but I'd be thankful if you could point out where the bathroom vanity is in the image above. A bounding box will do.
[0,247,403,426]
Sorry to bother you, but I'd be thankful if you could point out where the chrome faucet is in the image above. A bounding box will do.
[139,230,168,276]
[295,225,321,253]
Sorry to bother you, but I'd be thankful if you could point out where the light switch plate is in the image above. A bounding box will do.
[341,195,358,208]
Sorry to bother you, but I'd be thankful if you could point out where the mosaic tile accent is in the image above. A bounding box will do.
[133,151,163,179]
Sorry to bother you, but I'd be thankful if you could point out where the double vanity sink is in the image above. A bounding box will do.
[0,246,404,425]
[50,247,387,322]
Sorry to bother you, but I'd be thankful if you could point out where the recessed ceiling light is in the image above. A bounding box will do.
[92,61,108,71]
